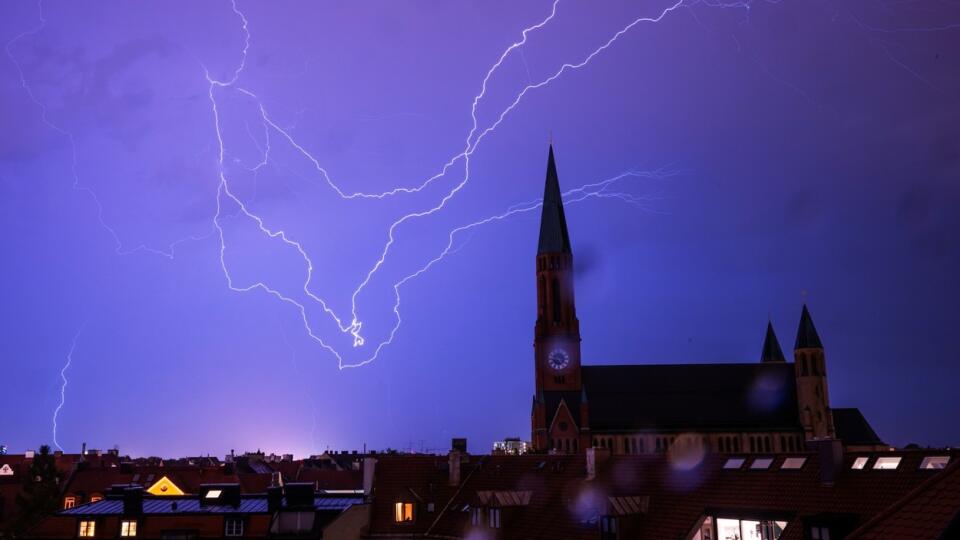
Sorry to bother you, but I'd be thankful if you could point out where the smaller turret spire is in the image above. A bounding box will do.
[760,321,786,362]
[795,304,823,349]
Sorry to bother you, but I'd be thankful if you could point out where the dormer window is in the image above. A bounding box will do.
[64,496,76,509]
[600,516,618,540]
[394,502,415,523]
[919,456,949,470]
[205,489,222,499]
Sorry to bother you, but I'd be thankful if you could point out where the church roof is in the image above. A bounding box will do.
[833,407,885,446]
[795,304,824,349]
[537,145,572,254]
[761,321,786,362]
[581,363,801,432]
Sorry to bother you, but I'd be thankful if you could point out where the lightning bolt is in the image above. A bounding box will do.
[202,0,694,369]
[52,322,86,452]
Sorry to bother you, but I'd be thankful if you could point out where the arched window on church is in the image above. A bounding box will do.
[811,356,820,375]
[538,277,546,316]
[800,355,809,376]
[551,277,562,323]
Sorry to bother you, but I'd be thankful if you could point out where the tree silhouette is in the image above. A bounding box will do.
[13,445,62,536]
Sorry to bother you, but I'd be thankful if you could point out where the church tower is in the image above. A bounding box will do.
[793,304,836,440]
[534,145,581,394]
[531,145,584,453]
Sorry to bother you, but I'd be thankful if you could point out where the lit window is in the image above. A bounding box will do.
[64,496,76,509]
[79,520,96,537]
[750,458,774,470]
[90,496,103,503]
[851,457,869,470]
[873,457,902,470]
[394,502,414,523]
[488,507,501,529]
[919,456,949,470]
[120,520,138,537]
[600,516,618,540]
[781,457,807,470]
[471,507,483,526]
[205,489,222,499]
[723,458,746,469]
[225,518,244,537]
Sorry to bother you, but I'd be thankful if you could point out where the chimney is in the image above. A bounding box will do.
[362,457,377,496]
[452,438,468,453]
[267,486,283,512]
[448,450,462,487]
[122,486,144,516]
[80,442,87,462]
[812,439,844,485]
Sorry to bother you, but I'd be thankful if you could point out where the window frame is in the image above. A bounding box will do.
[488,507,501,529]
[224,517,244,537]
[78,519,96,538]
[600,515,619,540]
[64,496,77,509]
[850,456,869,470]
[723,457,746,470]
[120,519,138,537]
[781,457,807,470]
[873,456,902,470]
[394,501,415,523]
[919,456,949,470]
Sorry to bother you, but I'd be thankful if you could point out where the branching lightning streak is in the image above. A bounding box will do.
[204,0,689,368]
[4,1,215,259]
[52,322,86,452]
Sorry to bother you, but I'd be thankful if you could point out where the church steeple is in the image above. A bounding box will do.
[760,321,785,363]
[795,304,823,349]
[538,145,571,254]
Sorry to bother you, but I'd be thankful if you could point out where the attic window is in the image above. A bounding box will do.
[723,458,746,470]
[781,457,807,470]
[919,456,949,470]
[873,457,901,470]
[851,457,869,470]
[205,489,222,499]
[394,502,415,523]
[64,496,76,509]
[750,458,774,470]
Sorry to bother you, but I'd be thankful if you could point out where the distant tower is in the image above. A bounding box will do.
[793,305,835,440]
[760,321,786,363]
[531,145,583,453]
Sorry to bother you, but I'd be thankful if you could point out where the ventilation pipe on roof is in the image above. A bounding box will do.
[449,450,462,487]
[812,439,844,485]
[362,457,377,496]
[586,447,596,481]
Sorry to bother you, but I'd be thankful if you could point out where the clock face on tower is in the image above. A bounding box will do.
[547,348,570,371]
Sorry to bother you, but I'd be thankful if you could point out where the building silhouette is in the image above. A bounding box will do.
[530,145,884,455]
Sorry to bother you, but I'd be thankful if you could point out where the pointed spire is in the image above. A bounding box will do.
[760,321,785,362]
[795,304,823,349]
[537,145,572,254]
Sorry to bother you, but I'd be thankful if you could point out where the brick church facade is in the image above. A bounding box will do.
[530,146,884,455]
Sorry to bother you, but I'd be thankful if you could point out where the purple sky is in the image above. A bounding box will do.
[1,0,958,457]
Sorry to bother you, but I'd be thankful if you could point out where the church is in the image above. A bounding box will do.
[530,146,885,455]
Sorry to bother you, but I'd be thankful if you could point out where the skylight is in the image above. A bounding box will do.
[205,489,222,499]
[873,457,901,470]
[723,458,746,470]
[851,457,869,470]
[750,458,774,470]
[919,456,949,470]
[781,457,807,470]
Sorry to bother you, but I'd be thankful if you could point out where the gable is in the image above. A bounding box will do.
[0,464,13,476]
[548,398,579,436]
[146,475,186,496]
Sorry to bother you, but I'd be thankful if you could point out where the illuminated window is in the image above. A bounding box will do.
[600,516,618,540]
[394,502,414,523]
[64,496,76,509]
[79,520,96,537]
[781,457,807,470]
[224,518,243,537]
[723,458,746,470]
[718,518,787,540]
[851,457,869,470]
[471,507,483,526]
[751,458,774,470]
[873,457,902,470]
[205,489,222,499]
[121,520,138,537]
[488,508,501,529]
[90,496,102,503]
[919,456,949,470]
